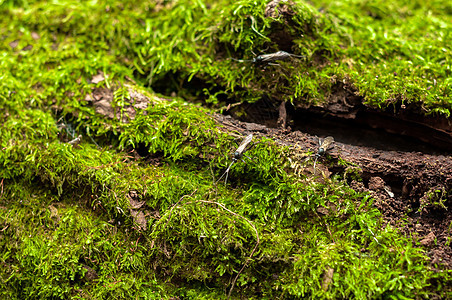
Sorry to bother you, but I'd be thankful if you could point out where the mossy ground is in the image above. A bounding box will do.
[0,0,451,299]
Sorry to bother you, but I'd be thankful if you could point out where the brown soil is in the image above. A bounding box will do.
[214,112,452,269]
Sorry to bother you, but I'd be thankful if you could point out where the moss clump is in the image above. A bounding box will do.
[2,0,449,113]
[0,181,173,299]
[0,0,450,299]
[123,0,451,115]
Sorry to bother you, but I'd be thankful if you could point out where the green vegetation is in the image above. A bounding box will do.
[128,0,451,114]
[0,0,450,299]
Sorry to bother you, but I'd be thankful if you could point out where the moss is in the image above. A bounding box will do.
[118,0,451,114]
[0,181,169,299]
[0,0,451,298]
[1,0,449,113]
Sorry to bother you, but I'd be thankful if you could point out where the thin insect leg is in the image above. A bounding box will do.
[223,161,235,185]
[87,134,100,148]
[65,125,76,139]
[244,140,259,152]
[227,57,253,63]
[216,161,235,184]
[313,155,319,176]
[278,65,290,76]
[224,170,229,185]
[289,54,305,58]
[216,170,227,184]
[243,155,253,162]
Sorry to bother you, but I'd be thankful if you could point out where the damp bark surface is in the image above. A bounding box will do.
[214,111,452,269]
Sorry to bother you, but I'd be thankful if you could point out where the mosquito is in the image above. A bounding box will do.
[68,135,82,146]
[229,51,305,66]
[217,134,254,184]
[313,136,334,175]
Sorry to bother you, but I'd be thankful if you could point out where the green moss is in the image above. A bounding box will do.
[0,181,169,299]
[2,0,449,112]
[115,0,451,114]
[0,0,450,298]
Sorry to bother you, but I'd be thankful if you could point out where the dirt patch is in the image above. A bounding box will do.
[84,74,170,122]
[265,0,296,19]
[84,86,152,122]
[214,114,452,269]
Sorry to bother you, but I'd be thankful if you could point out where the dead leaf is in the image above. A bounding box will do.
[82,265,98,281]
[322,267,334,291]
[94,99,115,119]
[31,32,40,40]
[49,205,60,222]
[129,199,146,210]
[91,73,105,84]
[130,210,147,231]
[316,206,329,215]
[420,231,436,247]
[9,40,19,49]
